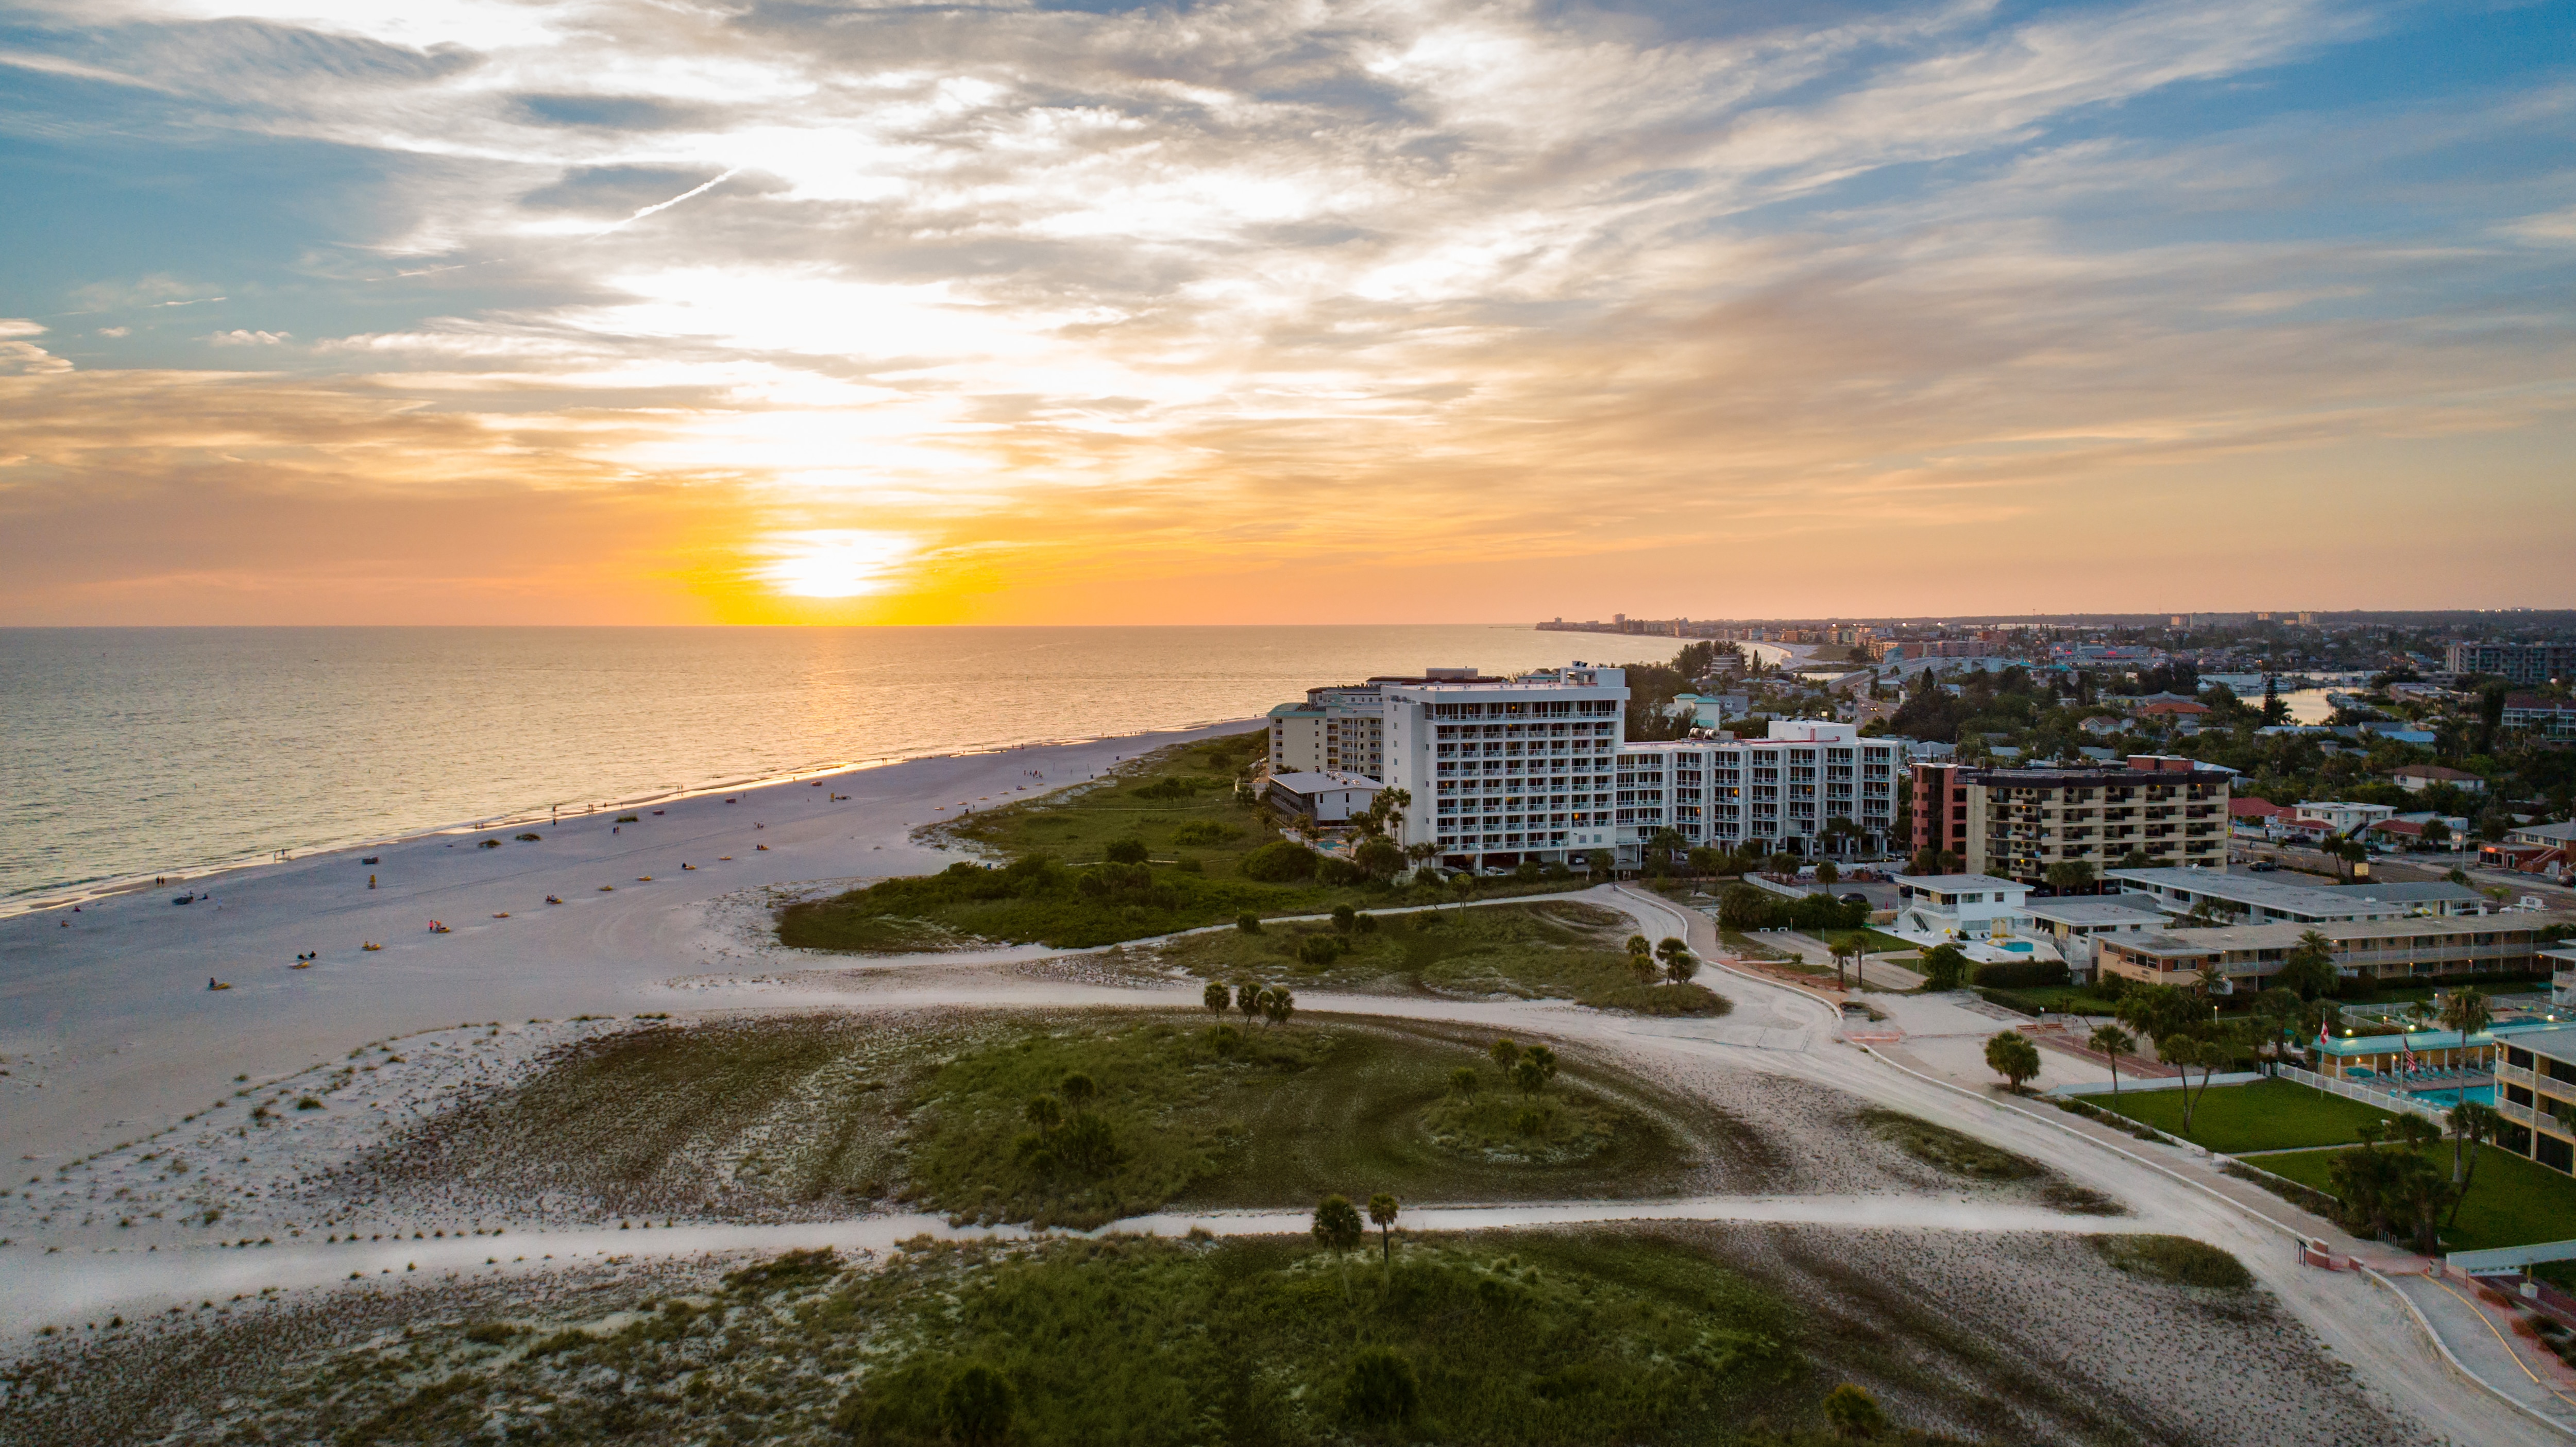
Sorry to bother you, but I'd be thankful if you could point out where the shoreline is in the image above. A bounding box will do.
[0,717,1262,1173]
[1,714,1267,921]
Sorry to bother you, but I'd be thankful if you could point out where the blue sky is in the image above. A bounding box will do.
[0,0,2569,623]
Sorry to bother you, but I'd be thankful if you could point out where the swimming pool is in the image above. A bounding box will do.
[2404,1086,2496,1109]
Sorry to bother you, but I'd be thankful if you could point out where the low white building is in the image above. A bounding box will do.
[2019,897,2170,980]
[1891,873,2031,940]
[1264,771,1382,824]
[2297,800,2397,837]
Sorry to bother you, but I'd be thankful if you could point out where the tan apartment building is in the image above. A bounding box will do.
[2096,914,2568,993]
[1911,755,2231,883]
[2498,1027,2576,1177]
[1266,684,1387,778]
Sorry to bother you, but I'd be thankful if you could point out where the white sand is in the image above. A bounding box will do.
[0,723,1250,1171]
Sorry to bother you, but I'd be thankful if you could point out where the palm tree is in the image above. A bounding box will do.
[2437,985,2491,1041]
[1624,933,1655,985]
[1657,937,1698,984]
[1367,1193,1400,1265]
[2089,1024,2137,1099]
[1828,934,1862,991]
[1404,841,1438,882]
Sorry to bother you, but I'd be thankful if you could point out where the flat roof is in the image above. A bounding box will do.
[2317,881,2484,905]
[2021,898,2171,925]
[2321,1019,2572,1057]
[2518,1026,2576,1063]
[2102,914,2542,955]
[2106,867,2401,918]
[1893,873,2025,893]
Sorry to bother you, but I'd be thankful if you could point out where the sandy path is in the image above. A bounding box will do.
[4,830,2565,1442]
[0,1193,2148,1325]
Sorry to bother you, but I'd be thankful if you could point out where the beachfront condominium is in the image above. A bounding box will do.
[1374,667,1904,872]
[1266,684,1389,778]
[1910,756,2232,884]
[2499,1027,2576,1178]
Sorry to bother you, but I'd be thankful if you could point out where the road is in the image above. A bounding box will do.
[4,819,2568,1443]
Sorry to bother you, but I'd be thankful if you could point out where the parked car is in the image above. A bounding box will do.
[1839,892,1867,906]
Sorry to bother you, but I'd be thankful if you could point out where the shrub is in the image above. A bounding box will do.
[1172,821,1237,847]
[294,1096,323,1111]
[1343,1347,1419,1425]
[1297,934,1345,967]
[1822,1382,1887,1438]
[1240,840,1321,882]
[1317,857,1365,887]
[1235,913,1262,935]
[1971,960,2071,990]
[1103,838,1149,865]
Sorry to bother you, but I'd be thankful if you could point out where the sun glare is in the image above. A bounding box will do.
[753,529,916,598]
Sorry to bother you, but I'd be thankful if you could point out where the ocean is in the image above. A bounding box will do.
[0,625,1642,907]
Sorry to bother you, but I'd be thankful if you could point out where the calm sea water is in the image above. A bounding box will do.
[0,626,1632,905]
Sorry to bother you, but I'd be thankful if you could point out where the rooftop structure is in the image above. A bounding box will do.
[2097,912,2568,993]
[1262,770,1383,824]
[2105,866,2417,925]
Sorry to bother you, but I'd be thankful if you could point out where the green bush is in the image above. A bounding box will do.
[1104,838,1149,865]
[1172,821,1238,847]
[1241,840,1321,882]
[1343,1347,1419,1425]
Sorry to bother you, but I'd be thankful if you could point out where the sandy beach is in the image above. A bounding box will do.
[3,723,2568,1446]
[0,721,1253,1172]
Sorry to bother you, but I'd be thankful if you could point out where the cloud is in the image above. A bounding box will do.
[0,320,47,338]
[0,0,2570,620]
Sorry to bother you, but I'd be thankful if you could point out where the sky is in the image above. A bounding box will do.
[0,0,2570,625]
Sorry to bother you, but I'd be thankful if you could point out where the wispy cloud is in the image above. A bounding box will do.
[0,0,2569,620]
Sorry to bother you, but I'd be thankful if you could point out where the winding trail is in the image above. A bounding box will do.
[5,771,2570,1443]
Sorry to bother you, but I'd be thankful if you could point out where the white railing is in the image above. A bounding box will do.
[2275,1064,2450,1124]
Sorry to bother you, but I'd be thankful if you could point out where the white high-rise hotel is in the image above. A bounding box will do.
[1377,666,1903,870]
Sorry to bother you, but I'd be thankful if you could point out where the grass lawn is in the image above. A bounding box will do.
[2096,1077,2398,1153]
[1980,984,2125,1015]
[779,729,1574,950]
[1154,901,1730,1016]
[2255,1143,2576,1252]
[1845,928,1919,954]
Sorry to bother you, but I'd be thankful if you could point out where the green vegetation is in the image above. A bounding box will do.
[906,1018,1714,1229]
[1157,901,1730,1016]
[2256,1141,2576,1252]
[780,729,1570,950]
[2096,1078,2397,1153]
[1858,1109,2039,1182]
[154,1232,1987,1447]
[2088,1235,2253,1290]
[1857,1108,2122,1214]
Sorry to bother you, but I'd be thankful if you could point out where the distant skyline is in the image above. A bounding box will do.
[2,0,2571,625]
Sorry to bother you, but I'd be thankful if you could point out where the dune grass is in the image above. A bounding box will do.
[2089,1235,2253,1290]
[136,1232,1988,1447]
[1157,900,1730,1015]
[909,1016,1712,1228]
[778,729,1573,951]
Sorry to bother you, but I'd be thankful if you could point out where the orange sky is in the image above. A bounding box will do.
[2,0,2571,624]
